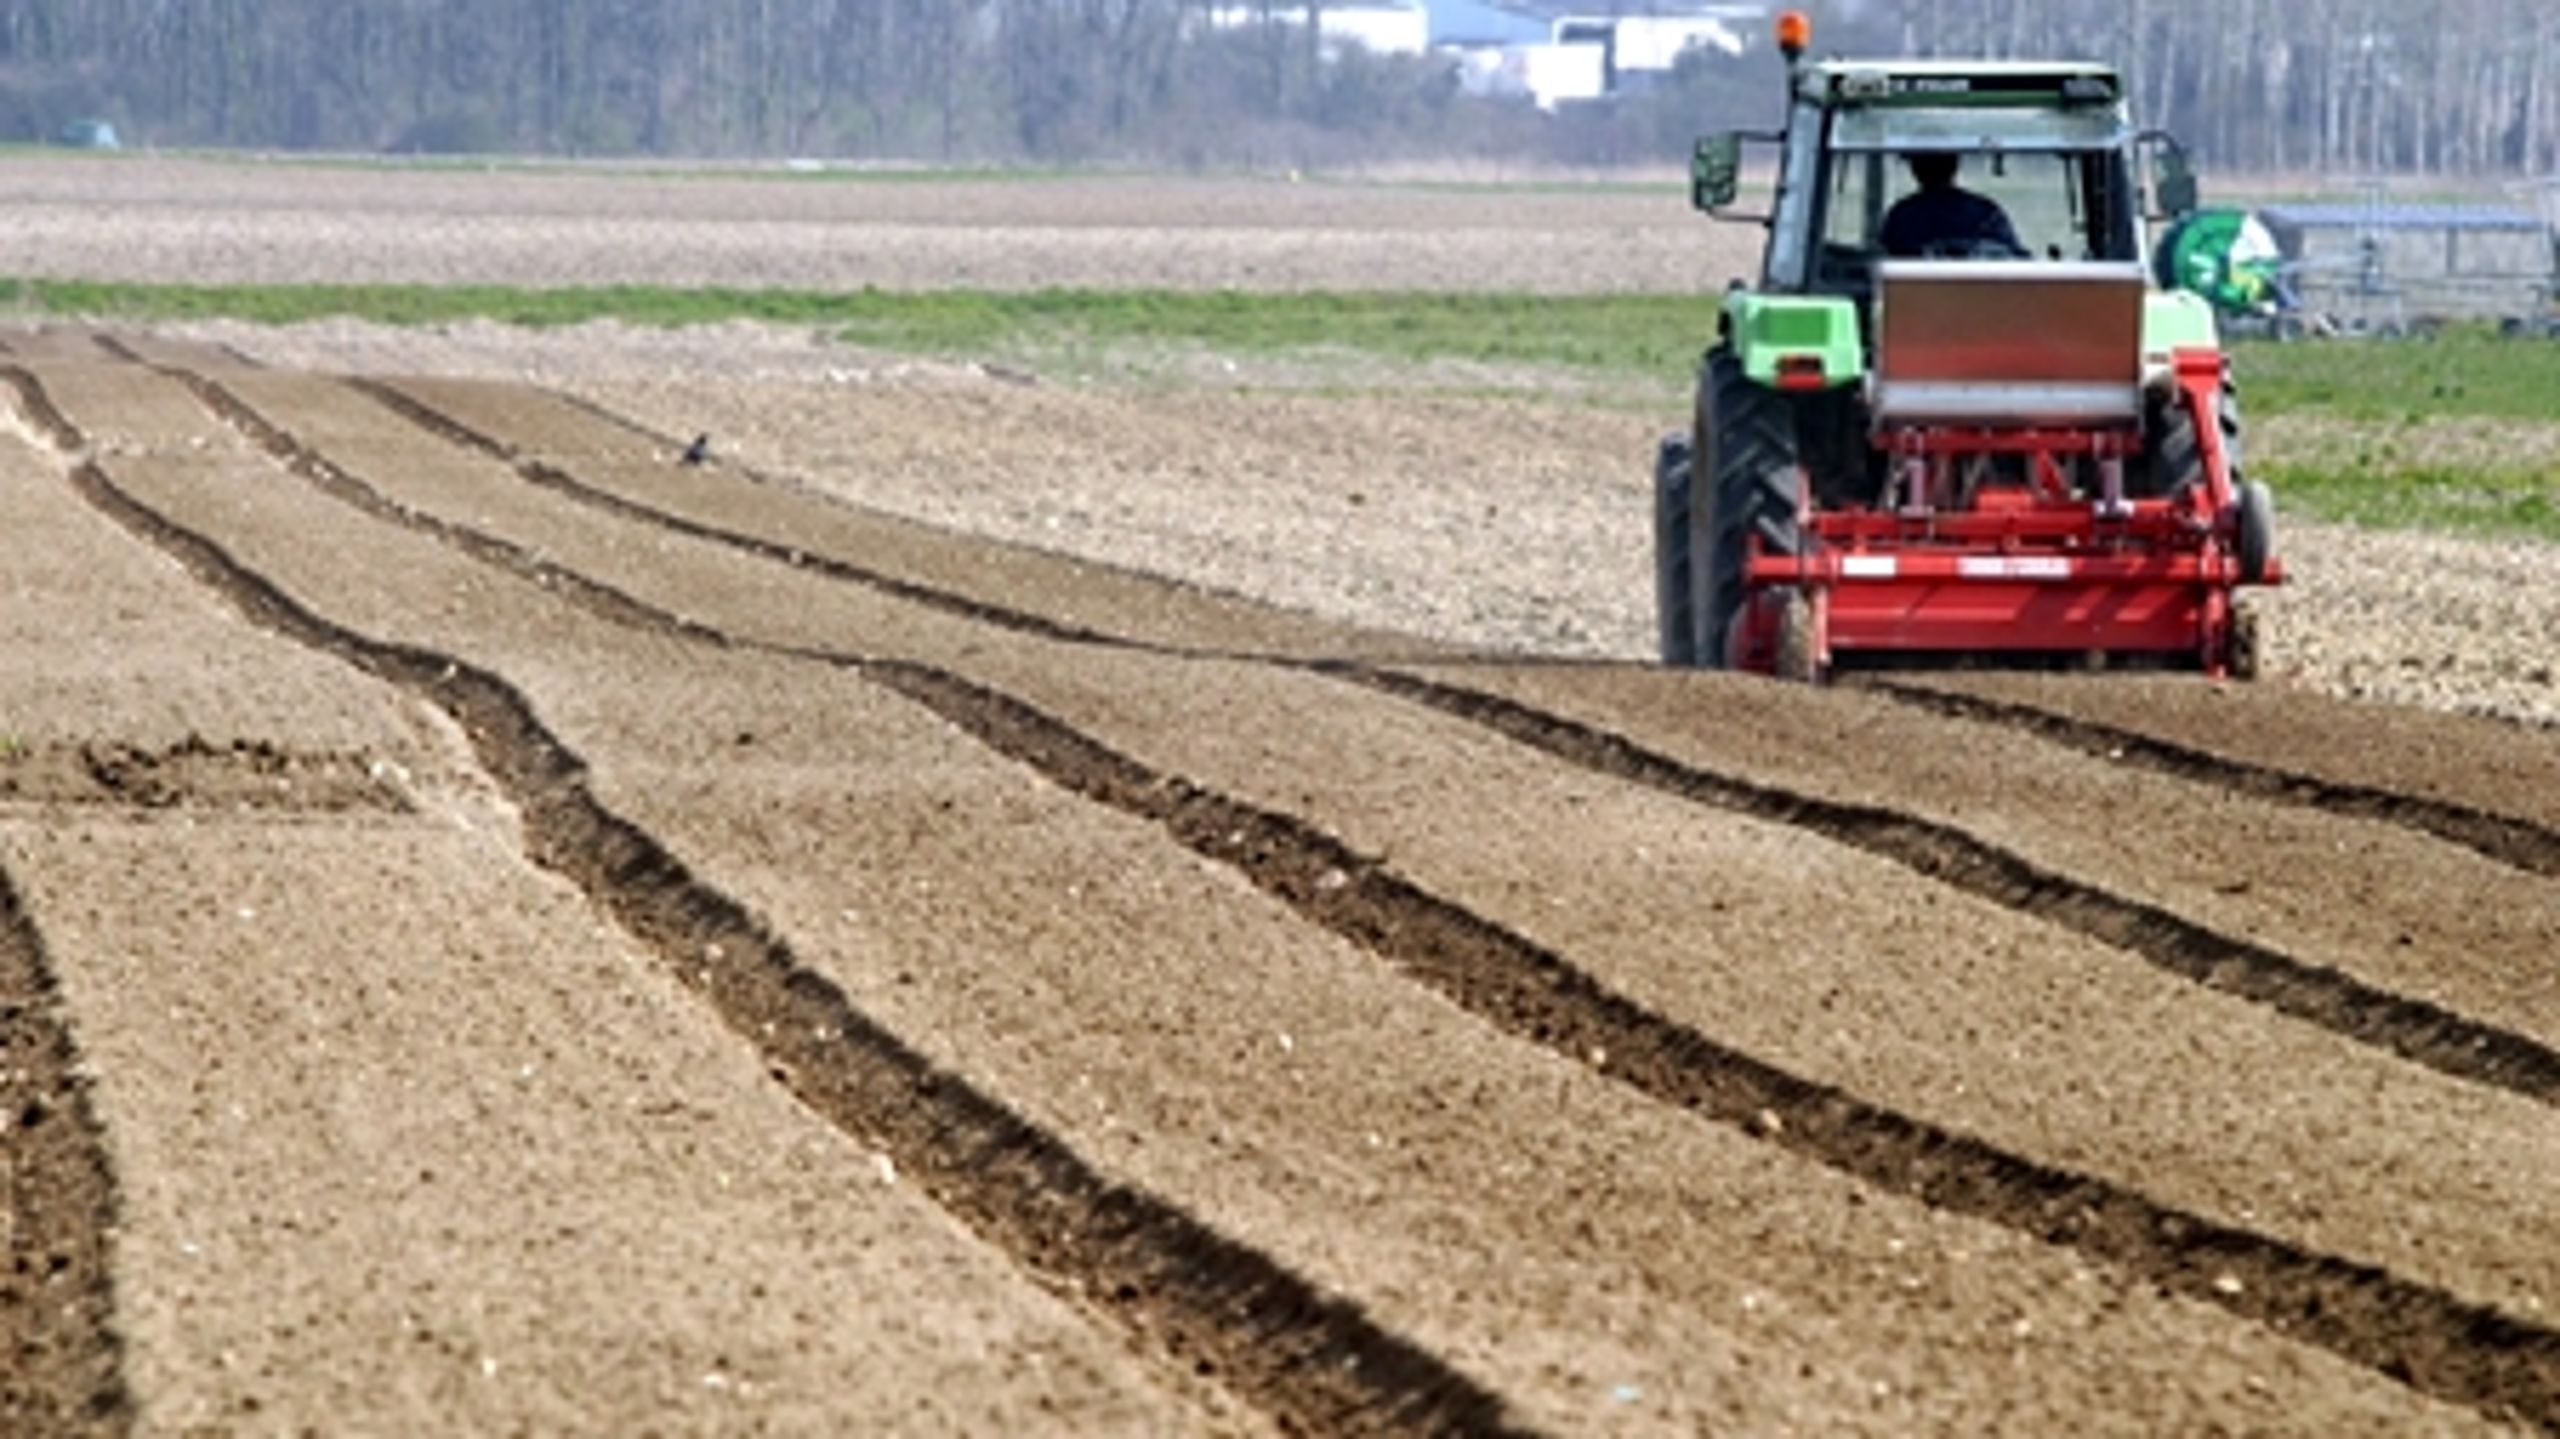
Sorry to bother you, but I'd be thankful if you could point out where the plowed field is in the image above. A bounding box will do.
[4,326,2557,1437]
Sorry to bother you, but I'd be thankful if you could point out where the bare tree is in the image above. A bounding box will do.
[0,0,2548,173]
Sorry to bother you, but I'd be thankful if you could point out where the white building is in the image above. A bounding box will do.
[1203,2,1432,58]
[1583,12,1749,72]
[1450,43,1609,110]
[1445,3,1765,111]
[1204,0,1765,112]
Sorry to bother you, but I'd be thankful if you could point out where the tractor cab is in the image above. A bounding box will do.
[1687,55,2209,405]
[1697,61,2187,302]
[1803,88,2143,297]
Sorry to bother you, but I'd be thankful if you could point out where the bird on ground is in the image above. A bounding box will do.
[681,433,711,465]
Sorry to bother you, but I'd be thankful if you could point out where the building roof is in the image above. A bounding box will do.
[1426,0,1550,45]
[1808,58,2113,78]
[2261,203,2548,234]
[1429,0,1761,47]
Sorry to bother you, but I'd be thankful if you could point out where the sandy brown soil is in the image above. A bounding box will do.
[146,320,2559,731]
[0,336,2552,1435]
[2,160,2557,1435]
[10,153,2540,724]
[0,155,1753,294]
[0,391,1241,1436]
[203,368,2560,1313]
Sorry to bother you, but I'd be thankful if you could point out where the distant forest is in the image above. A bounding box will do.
[0,0,2552,177]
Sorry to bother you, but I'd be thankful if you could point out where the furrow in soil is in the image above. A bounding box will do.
[0,369,1267,1435]
[1859,677,2560,880]
[339,365,2560,1104]
[357,372,1440,664]
[0,863,131,1436]
[12,365,1525,1439]
[1894,671,2560,839]
[0,738,408,815]
[29,358,2533,1432]
[1356,666,2560,1100]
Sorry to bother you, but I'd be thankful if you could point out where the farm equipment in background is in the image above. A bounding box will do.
[2154,207,2298,334]
[1656,12,2281,681]
[2156,186,2560,339]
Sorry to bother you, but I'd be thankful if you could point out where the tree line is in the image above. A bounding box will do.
[1891,0,2558,180]
[0,0,2550,178]
[0,0,1516,164]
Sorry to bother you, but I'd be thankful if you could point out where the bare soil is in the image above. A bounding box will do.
[0,340,2551,1435]
[4,163,2558,1435]
[0,156,1753,294]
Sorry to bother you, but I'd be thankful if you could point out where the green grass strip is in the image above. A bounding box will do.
[2232,331,2560,424]
[7,279,1717,378]
[2261,461,2560,543]
[19,278,2558,412]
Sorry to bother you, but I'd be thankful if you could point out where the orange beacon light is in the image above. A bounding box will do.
[1776,10,1811,62]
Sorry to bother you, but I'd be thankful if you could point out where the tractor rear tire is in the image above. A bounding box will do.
[1688,346,1804,667]
[1653,436,1697,665]
[2142,370,2245,500]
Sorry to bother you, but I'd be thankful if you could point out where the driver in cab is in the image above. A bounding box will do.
[1880,152,2024,258]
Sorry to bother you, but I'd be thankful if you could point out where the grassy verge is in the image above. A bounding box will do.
[2234,332,2560,542]
[8,279,1713,380]
[2254,459,2558,540]
[2232,330,2560,424]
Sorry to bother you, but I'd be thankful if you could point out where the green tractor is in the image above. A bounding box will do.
[1658,17,2278,678]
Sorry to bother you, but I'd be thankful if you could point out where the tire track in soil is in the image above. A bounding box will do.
[486,377,2560,846]
[341,371,2560,1116]
[95,362,2560,1433]
[0,865,132,1436]
[1353,667,2560,1109]
[1860,678,2560,881]
[347,375,1462,666]
[93,333,269,372]
[0,738,410,815]
[343,375,1186,654]
[2,368,1527,1439]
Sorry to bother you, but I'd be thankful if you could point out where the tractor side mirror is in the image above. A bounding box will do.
[1691,133,1742,212]
[2142,132,2200,218]
[2158,164,2199,218]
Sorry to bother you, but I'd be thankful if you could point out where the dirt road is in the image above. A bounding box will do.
[1,332,2554,1434]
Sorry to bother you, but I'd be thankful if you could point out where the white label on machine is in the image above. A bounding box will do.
[1841,556,1899,579]
[1958,556,2074,580]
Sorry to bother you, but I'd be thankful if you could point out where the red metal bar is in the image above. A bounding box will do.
[1750,551,2248,584]
[1820,580,2212,655]
[1803,506,2209,545]
[2170,347,2238,511]
[1879,427,2142,457]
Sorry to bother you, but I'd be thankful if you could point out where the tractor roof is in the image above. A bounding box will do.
[1809,59,2118,80]
[1797,59,2124,109]
[1829,104,2131,153]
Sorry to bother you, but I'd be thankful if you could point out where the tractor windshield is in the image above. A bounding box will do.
[1810,106,2138,290]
